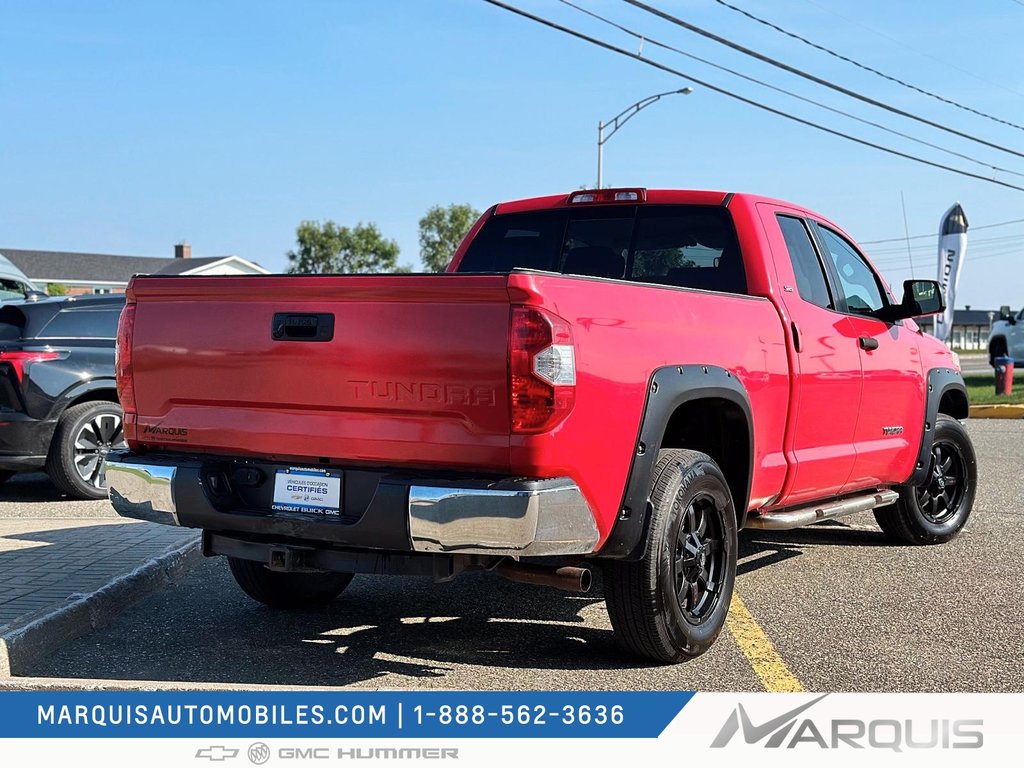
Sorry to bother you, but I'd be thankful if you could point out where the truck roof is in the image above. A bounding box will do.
[493,189,822,217]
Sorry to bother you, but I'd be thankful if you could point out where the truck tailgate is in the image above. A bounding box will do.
[126,275,512,471]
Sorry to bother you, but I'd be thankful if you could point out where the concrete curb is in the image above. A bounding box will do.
[969,404,1024,419]
[0,536,201,678]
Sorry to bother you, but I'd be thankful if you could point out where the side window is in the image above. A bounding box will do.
[0,279,29,301]
[817,226,885,315]
[777,215,832,310]
[37,308,122,339]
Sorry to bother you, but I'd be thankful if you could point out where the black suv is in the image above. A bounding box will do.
[0,295,126,499]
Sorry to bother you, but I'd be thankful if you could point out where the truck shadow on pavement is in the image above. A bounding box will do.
[28,519,894,686]
[30,562,648,686]
[737,520,891,575]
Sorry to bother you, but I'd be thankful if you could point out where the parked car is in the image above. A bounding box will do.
[106,188,973,662]
[0,294,126,498]
[0,252,45,302]
[987,305,1024,365]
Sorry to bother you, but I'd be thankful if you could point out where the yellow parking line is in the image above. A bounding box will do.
[726,591,805,692]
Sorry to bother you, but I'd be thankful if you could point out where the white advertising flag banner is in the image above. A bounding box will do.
[934,203,968,343]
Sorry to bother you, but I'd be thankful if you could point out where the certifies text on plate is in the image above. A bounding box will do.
[272,467,342,515]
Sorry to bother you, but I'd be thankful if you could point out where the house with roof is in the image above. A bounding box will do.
[948,308,997,351]
[0,243,270,295]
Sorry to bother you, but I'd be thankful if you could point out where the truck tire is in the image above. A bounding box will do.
[45,401,126,500]
[604,449,737,662]
[874,415,977,545]
[227,557,354,608]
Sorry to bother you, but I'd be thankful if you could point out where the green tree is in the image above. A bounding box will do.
[418,203,481,272]
[286,220,408,274]
[46,283,69,296]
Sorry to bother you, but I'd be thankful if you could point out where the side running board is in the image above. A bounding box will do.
[747,490,899,530]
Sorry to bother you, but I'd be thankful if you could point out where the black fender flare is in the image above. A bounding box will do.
[598,365,754,561]
[905,367,969,486]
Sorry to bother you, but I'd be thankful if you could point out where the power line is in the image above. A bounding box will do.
[869,234,1024,256]
[713,0,1024,133]
[480,0,1024,192]
[871,243,1024,269]
[623,0,1024,162]
[556,0,1024,178]
[860,217,1024,244]
[800,0,1024,100]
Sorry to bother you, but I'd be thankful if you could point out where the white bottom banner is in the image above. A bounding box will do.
[2,692,1021,767]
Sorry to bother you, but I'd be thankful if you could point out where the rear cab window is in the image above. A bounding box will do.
[777,215,834,310]
[458,204,747,295]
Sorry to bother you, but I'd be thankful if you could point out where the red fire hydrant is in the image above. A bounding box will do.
[995,355,1014,396]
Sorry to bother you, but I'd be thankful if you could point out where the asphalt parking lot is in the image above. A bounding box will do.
[7,420,1024,692]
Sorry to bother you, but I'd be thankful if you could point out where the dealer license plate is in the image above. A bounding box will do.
[272,467,342,517]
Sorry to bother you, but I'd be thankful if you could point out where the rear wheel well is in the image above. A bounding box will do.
[63,389,120,412]
[659,397,750,521]
[939,388,969,420]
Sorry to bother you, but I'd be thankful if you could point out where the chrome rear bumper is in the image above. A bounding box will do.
[105,461,178,526]
[407,480,598,556]
[106,453,599,557]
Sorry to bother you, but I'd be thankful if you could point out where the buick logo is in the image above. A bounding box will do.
[247,743,270,765]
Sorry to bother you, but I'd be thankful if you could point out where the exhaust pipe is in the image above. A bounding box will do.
[493,561,592,593]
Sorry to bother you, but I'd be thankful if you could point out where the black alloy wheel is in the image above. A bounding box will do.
[874,414,977,545]
[672,492,727,624]
[915,441,967,525]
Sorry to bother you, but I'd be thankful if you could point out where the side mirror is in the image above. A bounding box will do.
[874,280,944,323]
[999,305,1015,324]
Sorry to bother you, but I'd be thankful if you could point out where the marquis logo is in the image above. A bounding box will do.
[710,694,983,751]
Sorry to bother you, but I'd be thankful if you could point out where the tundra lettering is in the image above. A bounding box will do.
[347,380,497,406]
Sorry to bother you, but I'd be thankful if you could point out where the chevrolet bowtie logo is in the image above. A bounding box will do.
[195,746,240,761]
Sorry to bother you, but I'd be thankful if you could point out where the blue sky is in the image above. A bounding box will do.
[3,0,1024,309]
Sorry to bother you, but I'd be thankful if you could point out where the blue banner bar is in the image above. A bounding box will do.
[0,691,693,739]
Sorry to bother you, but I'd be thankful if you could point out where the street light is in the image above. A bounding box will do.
[597,87,693,189]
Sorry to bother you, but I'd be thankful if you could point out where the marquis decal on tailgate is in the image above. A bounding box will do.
[140,424,190,442]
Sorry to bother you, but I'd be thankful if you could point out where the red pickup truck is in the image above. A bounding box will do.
[107,188,975,662]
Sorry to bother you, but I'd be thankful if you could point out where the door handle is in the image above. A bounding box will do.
[791,322,802,353]
[271,312,335,342]
[859,336,879,351]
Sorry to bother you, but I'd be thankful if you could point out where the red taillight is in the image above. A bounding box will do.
[510,307,576,434]
[115,302,137,414]
[0,351,60,383]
